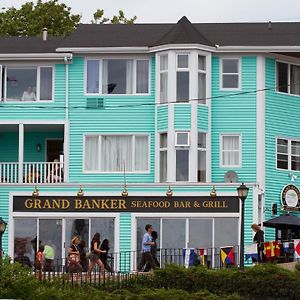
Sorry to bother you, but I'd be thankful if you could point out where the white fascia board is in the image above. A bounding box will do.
[216,46,300,52]
[56,47,149,54]
[149,44,216,53]
[0,53,72,61]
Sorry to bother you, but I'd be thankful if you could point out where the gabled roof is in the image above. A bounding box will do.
[153,16,213,47]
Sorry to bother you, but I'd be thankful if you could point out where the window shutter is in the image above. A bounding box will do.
[86,98,104,109]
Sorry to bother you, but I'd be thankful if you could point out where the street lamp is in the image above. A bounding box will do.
[237,183,249,270]
[0,217,7,259]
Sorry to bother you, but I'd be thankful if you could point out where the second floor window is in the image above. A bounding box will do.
[198,132,206,182]
[277,61,300,95]
[2,66,53,101]
[176,132,190,181]
[84,134,149,172]
[221,134,241,167]
[176,54,189,102]
[159,133,167,182]
[277,138,300,171]
[221,58,240,89]
[86,59,149,95]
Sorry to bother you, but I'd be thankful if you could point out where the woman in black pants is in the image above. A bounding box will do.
[99,239,113,273]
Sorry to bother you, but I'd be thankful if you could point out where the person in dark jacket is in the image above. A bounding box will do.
[99,239,113,273]
[144,231,160,272]
[252,223,265,263]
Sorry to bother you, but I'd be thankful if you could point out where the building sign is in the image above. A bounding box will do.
[13,196,239,213]
[281,184,300,211]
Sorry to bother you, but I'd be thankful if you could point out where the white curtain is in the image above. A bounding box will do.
[222,136,239,166]
[85,136,99,170]
[102,60,108,94]
[136,60,149,93]
[40,67,52,100]
[135,136,148,171]
[87,60,99,94]
[101,136,132,172]
[291,65,300,95]
[126,60,133,94]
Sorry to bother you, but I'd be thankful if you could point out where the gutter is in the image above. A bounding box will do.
[56,47,149,54]
[0,53,73,61]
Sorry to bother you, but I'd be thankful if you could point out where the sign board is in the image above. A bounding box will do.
[281,184,300,211]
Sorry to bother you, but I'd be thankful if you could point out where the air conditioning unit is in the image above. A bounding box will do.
[86,98,104,109]
[175,132,190,147]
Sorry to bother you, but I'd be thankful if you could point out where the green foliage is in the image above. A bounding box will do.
[295,262,300,272]
[0,0,81,36]
[92,9,137,24]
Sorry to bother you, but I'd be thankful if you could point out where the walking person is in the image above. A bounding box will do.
[67,236,82,273]
[88,233,105,274]
[251,223,265,263]
[99,239,113,273]
[78,240,88,272]
[144,230,160,272]
[137,224,157,272]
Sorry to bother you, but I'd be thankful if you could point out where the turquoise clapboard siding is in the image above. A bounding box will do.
[157,105,168,132]
[68,56,156,183]
[0,131,63,162]
[119,213,132,272]
[211,56,257,243]
[0,64,66,120]
[198,105,209,132]
[265,57,300,240]
[174,104,191,130]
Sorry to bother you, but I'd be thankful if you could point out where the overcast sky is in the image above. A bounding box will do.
[1,0,300,23]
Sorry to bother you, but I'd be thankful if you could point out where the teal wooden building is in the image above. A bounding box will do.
[1,17,300,270]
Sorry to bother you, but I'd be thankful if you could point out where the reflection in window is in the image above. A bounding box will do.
[176,149,189,181]
[87,60,99,93]
[136,60,149,93]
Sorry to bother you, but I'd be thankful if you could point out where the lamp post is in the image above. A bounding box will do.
[0,217,7,260]
[237,183,249,270]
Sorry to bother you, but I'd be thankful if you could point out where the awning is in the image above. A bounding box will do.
[263,214,300,229]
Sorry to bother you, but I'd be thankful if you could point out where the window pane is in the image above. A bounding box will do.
[160,72,168,103]
[189,219,212,248]
[198,132,206,148]
[222,74,239,88]
[40,67,52,100]
[160,55,168,71]
[277,139,288,153]
[101,135,132,172]
[198,150,206,182]
[223,136,239,151]
[7,68,37,101]
[198,55,206,71]
[198,72,206,104]
[292,156,300,171]
[292,141,300,155]
[176,71,189,102]
[102,59,133,94]
[160,150,167,182]
[160,133,167,148]
[214,218,239,248]
[14,218,36,266]
[162,219,185,248]
[137,218,160,251]
[135,136,148,171]
[277,62,288,93]
[290,65,300,95]
[176,149,189,181]
[87,60,99,93]
[177,54,189,68]
[176,132,189,145]
[277,154,288,169]
[222,59,239,73]
[136,60,149,93]
[85,136,99,171]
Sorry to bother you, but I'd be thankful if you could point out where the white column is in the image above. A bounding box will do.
[18,123,24,183]
[206,53,212,182]
[190,51,198,182]
[154,53,160,182]
[63,121,69,182]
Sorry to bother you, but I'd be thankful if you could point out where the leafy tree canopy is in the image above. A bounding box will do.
[92,9,137,24]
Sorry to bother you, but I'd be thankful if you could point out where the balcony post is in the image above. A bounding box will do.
[18,123,24,183]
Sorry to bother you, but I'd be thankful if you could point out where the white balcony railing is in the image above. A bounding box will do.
[0,162,64,184]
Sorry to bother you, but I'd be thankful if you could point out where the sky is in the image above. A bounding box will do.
[1,0,300,24]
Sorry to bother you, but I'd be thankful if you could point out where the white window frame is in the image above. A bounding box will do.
[84,57,151,96]
[176,53,190,102]
[175,132,190,147]
[198,55,207,104]
[159,132,168,182]
[83,133,151,173]
[220,134,242,168]
[276,137,300,171]
[220,57,241,91]
[2,65,55,102]
[276,60,300,97]
[197,132,207,182]
[159,54,168,104]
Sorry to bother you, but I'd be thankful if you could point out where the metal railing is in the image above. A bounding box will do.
[0,161,64,184]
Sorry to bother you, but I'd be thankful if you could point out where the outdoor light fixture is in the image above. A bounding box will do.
[77,186,84,197]
[0,217,7,259]
[210,186,217,197]
[237,182,249,270]
[166,185,173,197]
[32,186,39,198]
[36,143,41,152]
[121,163,128,197]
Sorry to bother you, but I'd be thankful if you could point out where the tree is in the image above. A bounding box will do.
[0,0,81,36]
[92,10,137,24]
